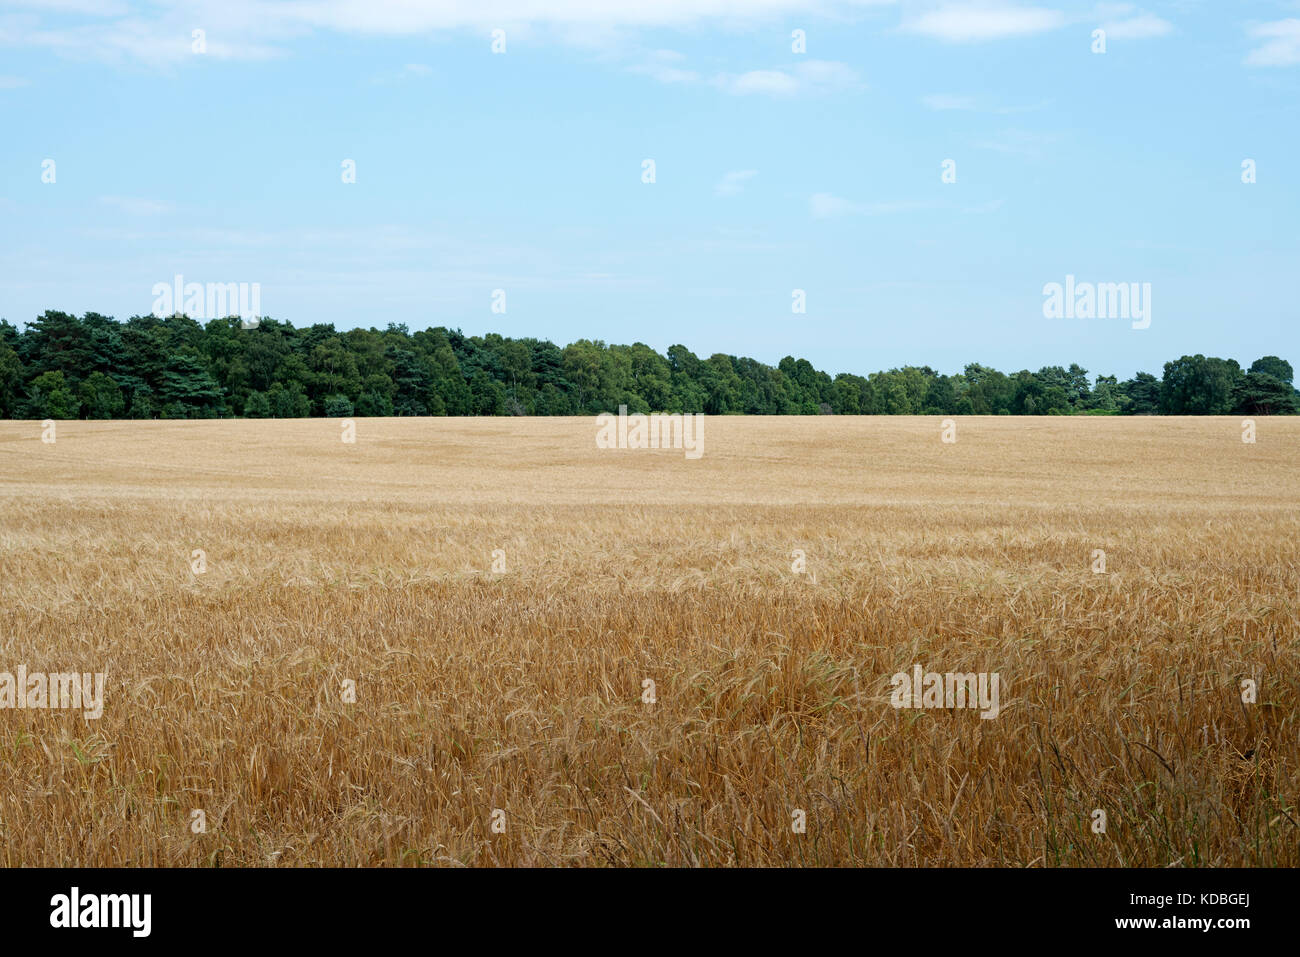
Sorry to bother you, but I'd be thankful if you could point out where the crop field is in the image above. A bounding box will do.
[0,415,1296,867]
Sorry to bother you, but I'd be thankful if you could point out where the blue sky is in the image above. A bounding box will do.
[1,0,1297,379]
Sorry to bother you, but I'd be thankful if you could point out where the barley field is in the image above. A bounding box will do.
[0,416,1296,867]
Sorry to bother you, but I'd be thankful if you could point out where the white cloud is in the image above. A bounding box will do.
[796,58,863,87]
[1245,19,1300,67]
[1,1,130,11]
[810,193,857,218]
[98,195,175,216]
[715,169,758,196]
[720,69,801,96]
[267,0,897,33]
[0,15,283,64]
[1102,13,1172,39]
[0,75,30,89]
[900,3,1066,43]
[0,1,899,64]
[628,49,700,84]
[714,59,862,96]
[972,129,1059,159]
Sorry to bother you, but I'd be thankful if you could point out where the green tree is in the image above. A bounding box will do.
[0,309,1293,422]
[1233,371,1299,416]
[23,311,94,379]
[244,391,271,418]
[1160,355,1243,414]
[355,390,394,416]
[28,370,81,419]
[268,381,311,417]
[1118,372,1160,414]
[159,354,224,415]
[78,371,126,419]
[0,339,23,417]
[1086,374,1119,413]
[562,340,617,413]
[323,394,354,417]
[964,363,1015,414]
[1248,356,1293,384]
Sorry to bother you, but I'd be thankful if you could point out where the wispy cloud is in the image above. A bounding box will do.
[972,128,1060,160]
[899,3,1067,43]
[0,11,284,65]
[1106,15,1172,39]
[240,0,897,33]
[810,193,852,219]
[714,60,862,97]
[1245,19,1300,67]
[631,52,860,96]
[715,170,758,197]
[628,49,699,85]
[1,1,130,11]
[98,195,175,216]
[0,75,29,89]
[0,1,898,66]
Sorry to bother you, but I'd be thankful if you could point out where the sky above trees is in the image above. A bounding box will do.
[2,1,1297,378]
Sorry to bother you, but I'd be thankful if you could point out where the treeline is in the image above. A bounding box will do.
[0,311,1296,419]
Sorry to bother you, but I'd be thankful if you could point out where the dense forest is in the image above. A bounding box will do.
[1,311,1296,419]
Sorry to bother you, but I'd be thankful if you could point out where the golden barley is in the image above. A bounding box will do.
[0,416,1295,866]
